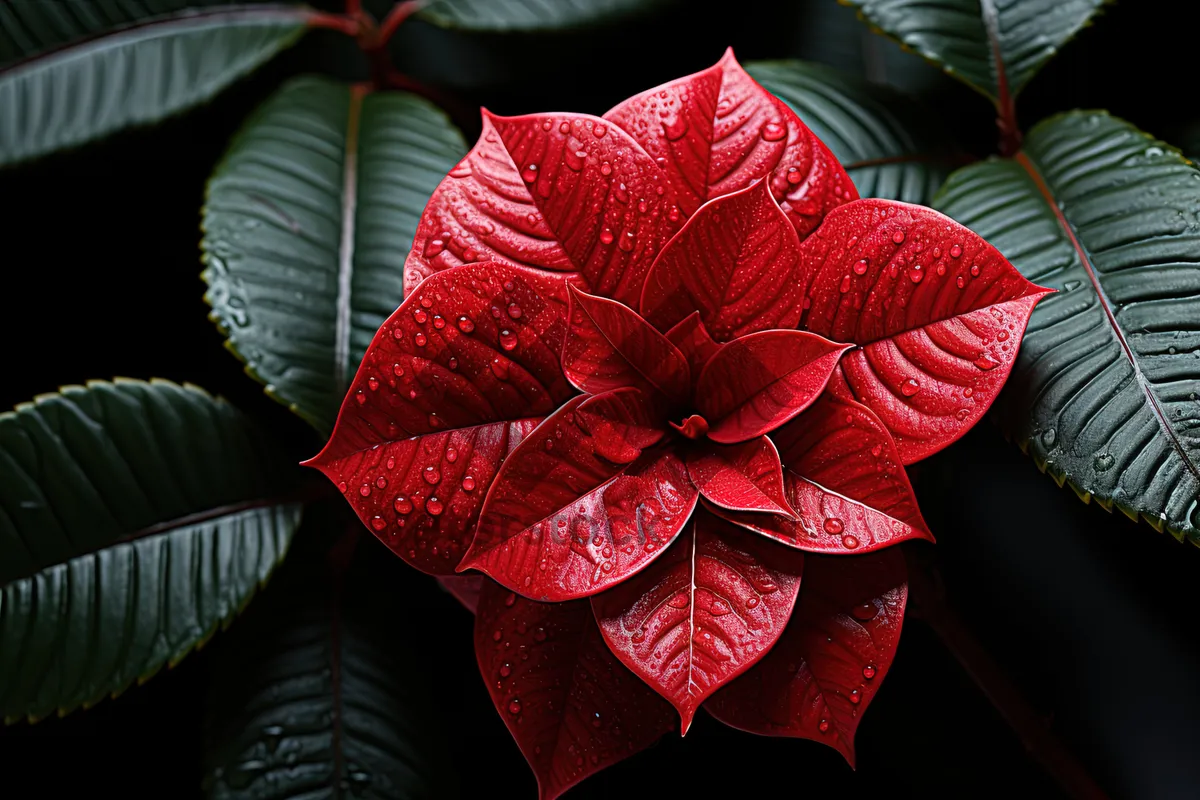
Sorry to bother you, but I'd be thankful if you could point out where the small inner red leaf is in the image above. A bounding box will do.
[592,512,805,734]
[664,312,724,389]
[474,581,676,800]
[641,180,808,341]
[686,436,797,520]
[696,329,850,443]
[706,549,907,768]
[562,285,691,403]
[405,111,682,307]
[438,574,485,613]
[795,198,1051,462]
[461,390,696,601]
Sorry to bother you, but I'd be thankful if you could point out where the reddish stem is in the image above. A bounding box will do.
[344,0,362,14]
[905,549,1109,800]
[378,1,425,47]
[308,11,362,37]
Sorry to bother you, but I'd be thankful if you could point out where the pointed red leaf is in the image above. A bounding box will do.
[712,394,932,553]
[696,330,850,443]
[604,48,857,233]
[592,512,805,734]
[687,437,796,520]
[773,394,928,531]
[461,390,698,600]
[309,419,540,574]
[796,199,1051,462]
[706,550,907,767]
[664,312,723,386]
[475,581,675,800]
[404,110,681,307]
[313,262,577,459]
[562,285,691,403]
[439,574,485,613]
[640,180,809,340]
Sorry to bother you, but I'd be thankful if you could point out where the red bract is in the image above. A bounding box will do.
[308,49,1049,798]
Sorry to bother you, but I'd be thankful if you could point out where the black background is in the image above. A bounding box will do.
[3,0,1199,797]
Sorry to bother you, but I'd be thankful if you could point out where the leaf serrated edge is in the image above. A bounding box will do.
[997,420,1198,548]
[5,504,301,725]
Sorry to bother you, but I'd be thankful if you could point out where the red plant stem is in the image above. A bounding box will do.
[344,0,362,14]
[905,551,1108,800]
[308,11,361,37]
[378,1,425,47]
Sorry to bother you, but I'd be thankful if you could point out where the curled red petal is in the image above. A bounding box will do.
[664,312,724,388]
[404,111,681,307]
[706,549,907,768]
[308,419,540,574]
[640,180,808,341]
[592,512,805,734]
[604,48,857,234]
[770,393,930,535]
[687,436,797,520]
[461,390,698,601]
[474,581,676,800]
[796,198,1052,462]
[696,329,851,443]
[562,284,691,403]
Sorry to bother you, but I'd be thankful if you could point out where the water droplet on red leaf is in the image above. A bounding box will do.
[863,664,877,680]
[462,475,476,491]
[457,316,475,333]
[974,354,1000,371]
[842,534,860,549]
[521,164,538,182]
[423,466,441,485]
[900,378,920,397]
[426,497,444,515]
[499,330,518,351]
[394,496,412,514]
[950,244,963,258]
[761,121,786,141]
[370,516,386,531]
[823,517,844,534]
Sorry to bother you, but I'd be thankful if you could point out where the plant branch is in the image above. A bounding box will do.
[905,548,1109,800]
[344,0,362,14]
[308,11,362,37]
[378,1,425,47]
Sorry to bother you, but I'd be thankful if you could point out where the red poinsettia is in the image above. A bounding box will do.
[307,50,1048,798]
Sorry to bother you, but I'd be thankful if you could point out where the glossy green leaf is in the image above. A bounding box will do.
[203,531,453,799]
[0,379,302,723]
[843,0,1107,105]
[413,0,672,31]
[934,111,1200,542]
[747,59,956,205]
[202,76,467,434]
[0,2,317,168]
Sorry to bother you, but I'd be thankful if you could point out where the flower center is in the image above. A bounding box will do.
[670,414,709,440]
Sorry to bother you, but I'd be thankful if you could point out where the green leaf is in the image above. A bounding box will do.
[203,530,454,798]
[413,0,673,31]
[0,2,318,167]
[842,0,1107,105]
[747,59,958,205]
[0,378,303,723]
[202,76,467,434]
[933,111,1200,542]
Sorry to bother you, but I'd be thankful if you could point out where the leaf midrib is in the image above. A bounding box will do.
[333,85,367,394]
[1015,151,1200,484]
[0,4,315,78]
[1,495,302,588]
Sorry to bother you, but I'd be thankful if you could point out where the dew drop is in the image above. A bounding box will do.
[426,497,444,516]
[367,376,379,391]
[420,297,433,309]
[457,316,475,333]
[852,602,878,621]
[522,164,538,183]
[842,534,860,549]
[355,390,366,405]
[892,230,906,245]
[600,161,612,176]
[423,466,441,485]
[619,230,636,252]
[448,357,458,370]
[974,354,1000,371]
[818,719,830,733]
[747,597,760,609]
[949,244,963,258]
[839,275,852,293]
[394,496,412,514]
[462,475,477,491]
[413,308,428,324]
[710,599,731,617]
[433,315,446,330]
[668,593,690,609]
[849,689,861,705]
[507,304,523,320]
[970,264,981,277]
[761,121,786,141]
[786,167,803,185]
[492,357,511,379]
[508,699,522,715]
[909,267,924,283]
[900,378,920,397]
[504,592,516,608]
[499,330,518,351]
[956,275,966,289]
[853,259,869,275]
[599,228,614,245]
[631,629,645,643]
[358,483,371,497]
[863,664,877,680]
[823,517,844,535]
[499,663,512,678]
[370,516,386,532]
[445,447,458,463]
[375,476,388,489]
[414,332,427,347]
[492,629,503,642]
